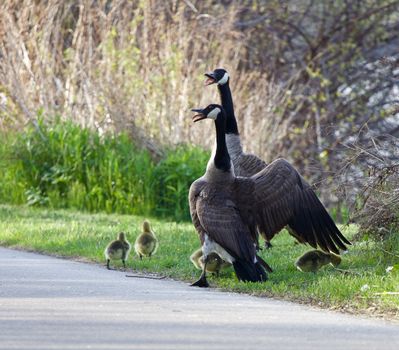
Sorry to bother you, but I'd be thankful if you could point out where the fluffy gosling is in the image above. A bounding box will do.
[104,232,131,270]
[190,248,231,277]
[134,220,158,260]
[295,250,342,273]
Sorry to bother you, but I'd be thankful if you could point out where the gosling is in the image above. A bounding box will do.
[134,220,158,260]
[190,248,231,277]
[104,232,131,270]
[295,250,342,273]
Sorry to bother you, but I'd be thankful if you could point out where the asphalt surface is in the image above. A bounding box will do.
[0,247,398,350]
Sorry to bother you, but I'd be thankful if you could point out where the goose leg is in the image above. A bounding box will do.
[122,260,126,269]
[191,256,210,288]
[106,259,111,270]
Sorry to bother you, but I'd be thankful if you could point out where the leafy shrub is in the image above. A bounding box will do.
[0,119,208,220]
[0,132,27,204]
[1,119,156,215]
[152,145,208,221]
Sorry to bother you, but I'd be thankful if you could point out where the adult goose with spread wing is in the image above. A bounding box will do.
[189,104,350,287]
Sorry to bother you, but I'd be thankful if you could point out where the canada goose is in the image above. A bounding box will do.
[204,68,268,177]
[104,232,131,270]
[190,248,232,277]
[190,104,350,287]
[205,68,272,249]
[295,250,342,273]
[134,220,158,260]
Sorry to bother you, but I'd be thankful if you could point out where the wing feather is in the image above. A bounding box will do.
[246,158,350,253]
[234,153,267,177]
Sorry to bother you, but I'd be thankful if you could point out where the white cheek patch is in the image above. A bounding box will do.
[218,72,229,85]
[208,107,221,120]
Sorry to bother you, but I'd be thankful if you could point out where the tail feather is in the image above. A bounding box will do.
[233,259,267,282]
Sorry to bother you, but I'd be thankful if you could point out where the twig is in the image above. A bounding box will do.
[374,292,399,295]
[334,268,363,276]
[125,274,166,280]
[235,15,269,29]
[376,246,399,259]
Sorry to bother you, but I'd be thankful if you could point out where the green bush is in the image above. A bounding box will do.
[0,119,208,220]
[0,132,27,204]
[152,145,209,221]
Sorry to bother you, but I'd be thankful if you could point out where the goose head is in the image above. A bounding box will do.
[204,68,229,86]
[191,104,225,123]
[192,104,232,176]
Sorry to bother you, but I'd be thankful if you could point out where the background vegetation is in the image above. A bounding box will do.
[0,2,398,236]
[0,120,207,220]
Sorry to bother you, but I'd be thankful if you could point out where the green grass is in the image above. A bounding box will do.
[1,204,398,319]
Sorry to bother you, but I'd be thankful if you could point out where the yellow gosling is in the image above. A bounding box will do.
[134,220,158,260]
[104,232,131,270]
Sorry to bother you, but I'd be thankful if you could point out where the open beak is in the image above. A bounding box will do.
[204,72,217,86]
[191,108,207,123]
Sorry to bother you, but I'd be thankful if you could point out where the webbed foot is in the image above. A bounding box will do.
[190,275,209,288]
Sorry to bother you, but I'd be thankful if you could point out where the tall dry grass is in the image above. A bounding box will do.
[0,0,288,160]
[1,0,397,228]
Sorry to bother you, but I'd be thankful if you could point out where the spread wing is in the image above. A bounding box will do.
[194,188,257,263]
[234,153,267,177]
[249,158,351,254]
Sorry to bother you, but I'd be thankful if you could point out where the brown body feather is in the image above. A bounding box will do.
[190,177,259,263]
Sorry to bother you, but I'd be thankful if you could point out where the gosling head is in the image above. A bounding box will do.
[191,104,225,123]
[118,232,126,241]
[204,68,229,86]
[142,220,151,233]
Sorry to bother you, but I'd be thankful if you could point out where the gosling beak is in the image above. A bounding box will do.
[204,72,217,86]
[191,108,207,123]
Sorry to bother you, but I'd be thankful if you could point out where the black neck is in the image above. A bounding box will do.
[218,82,239,135]
[214,111,231,172]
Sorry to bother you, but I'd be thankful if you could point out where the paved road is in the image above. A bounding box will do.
[0,247,398,350]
